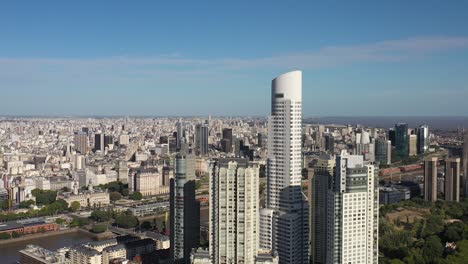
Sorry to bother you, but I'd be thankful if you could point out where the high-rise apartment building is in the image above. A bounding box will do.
[409,134,418,156]
[417,125,429,154]
[326,152,378,264]
[74,131,89,154]
[424,156,438,202]
[234,138,242,157]
[170,155,200,263]
[375,139,391,165]
[395,123,409,159]
[117,161,128,184]
[94,133,104,153]
[388,129,396,147]
[445,157,461,202]
[263,71,309,264]
[209,158,259,264]
[176,120,187,150]
[310,156,335,264]
[324,134,334,153]
[104,135,113,149]
[257,133,265,148]
[221,128,233,153]
[196,123,209,156]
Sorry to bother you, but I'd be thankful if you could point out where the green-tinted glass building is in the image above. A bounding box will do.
[395,123,409,159]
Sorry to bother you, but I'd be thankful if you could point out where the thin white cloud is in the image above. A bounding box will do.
[0,36,467,72]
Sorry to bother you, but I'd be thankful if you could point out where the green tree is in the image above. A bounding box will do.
[445,202,464,219]
[445,240,468,263]
[443,222,464,242]
[54,199,69,212]
[129,192,143,200]
[19,199,35,209]
[31,189,57,205]
[100,181,129,196]
[110,192,122,201]
[115,214,138,228]
[0,233,11,239]
[55,218,66,225]
[69,201,81,212]
[91,224,107,233]
[0,200,9,210]
[421,215,444,238]
[422,236,443,263]
[403,249,425,264]
[90,210,111,222]
[11,231,21,238]
[69,217,90,227]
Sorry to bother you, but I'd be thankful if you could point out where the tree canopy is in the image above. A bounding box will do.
[31,189,57,205]
[110,192,122,201]
[129,192,143,200]
[115,214,139,228]
[69,201,81,212]
[380,199,468,264]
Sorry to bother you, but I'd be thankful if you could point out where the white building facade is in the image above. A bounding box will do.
[326,152,378,264]
[262,71,309,263]
[209,159,259,264]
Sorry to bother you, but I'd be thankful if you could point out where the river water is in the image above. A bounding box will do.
[0,208,210,263]
[0,232,96,264]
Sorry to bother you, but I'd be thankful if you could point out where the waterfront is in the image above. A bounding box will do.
[0,232,96,264]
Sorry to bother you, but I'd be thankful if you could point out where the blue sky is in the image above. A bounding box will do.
[1,1,468,116]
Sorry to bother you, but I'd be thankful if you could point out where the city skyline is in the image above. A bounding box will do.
[0,69,467,263]
[1,1,468,116]
[2,2,468,263]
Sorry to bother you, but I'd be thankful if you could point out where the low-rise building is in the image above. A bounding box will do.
[123,202,169,217]
[84,239,118,252]
[131,168,169,197]
[59,185,110,208]
[124,238,156,261]
[143,232,170,250]
[191,248,210,264]
[19,244,70,264]
[69,246,102,264]
[255,250,279,264]
[102,244,127,264]
[0,218,57,236]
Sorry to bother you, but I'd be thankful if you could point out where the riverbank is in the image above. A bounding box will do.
[77,227,115,240]
[0,227,114,245]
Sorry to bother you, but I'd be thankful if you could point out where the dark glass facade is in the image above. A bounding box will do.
[395,123,408,159]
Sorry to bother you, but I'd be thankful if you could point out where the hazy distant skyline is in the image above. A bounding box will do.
[1,1,468,116]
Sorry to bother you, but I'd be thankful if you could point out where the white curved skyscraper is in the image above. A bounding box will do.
[262,71,309,264]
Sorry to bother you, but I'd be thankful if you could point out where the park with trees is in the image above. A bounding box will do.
[380,198,468,263]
